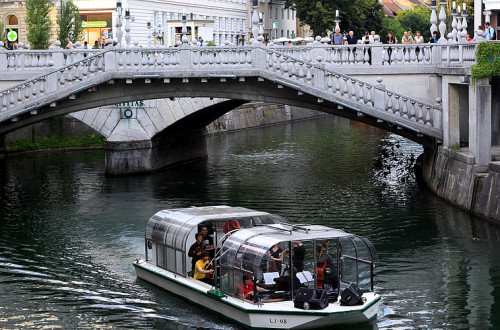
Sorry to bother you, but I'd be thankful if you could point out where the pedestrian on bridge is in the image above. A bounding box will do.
[330,28,343,45]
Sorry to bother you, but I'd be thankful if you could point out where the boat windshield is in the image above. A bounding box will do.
[216,224,378,304]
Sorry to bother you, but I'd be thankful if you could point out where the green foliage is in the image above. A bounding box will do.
[470,42,500,84]
[6,134,105,152]
[285,0,384,37]
[0,22,5,45]
[379,17,404,42]
[57,0,83,48]
[206,41,216,47]
[395,5,432,41]
[25,0,53,49]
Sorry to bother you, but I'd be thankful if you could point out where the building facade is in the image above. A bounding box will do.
[246,0,297,41]
[1,0,58,49]
[74,0,249,47]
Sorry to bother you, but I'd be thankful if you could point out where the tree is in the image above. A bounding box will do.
[25,0,53,49]
[285,0,385,37]
[0,22,5,46]
[57,0,83,48]
[395,5,432,41]
[379,17,404,42]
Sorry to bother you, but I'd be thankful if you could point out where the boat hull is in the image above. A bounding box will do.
[134,260,380,329]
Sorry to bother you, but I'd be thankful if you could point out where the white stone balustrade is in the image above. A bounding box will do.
[0,44,458,142]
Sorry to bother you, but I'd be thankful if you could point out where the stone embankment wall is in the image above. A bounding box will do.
[421,147,500,223]
[206,103,326,134]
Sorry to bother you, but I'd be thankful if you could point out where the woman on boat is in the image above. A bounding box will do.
[268,243,283,273]
[284,242,306,272]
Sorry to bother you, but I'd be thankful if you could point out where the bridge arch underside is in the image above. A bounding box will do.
[0,77,438,147]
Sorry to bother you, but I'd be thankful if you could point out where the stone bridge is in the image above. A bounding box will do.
[0,41,495,174]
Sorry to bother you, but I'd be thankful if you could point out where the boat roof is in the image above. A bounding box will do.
[145,206,287,250]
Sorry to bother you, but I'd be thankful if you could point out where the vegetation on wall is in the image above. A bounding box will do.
[25,0,53,49]
[470,42,500,84]
[0,22,5,46]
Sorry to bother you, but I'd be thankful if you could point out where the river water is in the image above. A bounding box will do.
[1,116,499,329]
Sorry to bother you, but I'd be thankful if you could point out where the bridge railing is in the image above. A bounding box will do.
[265,48,443,131]
[0,45,444,138]
[1,50,109,118]
[1,49,105,72]
[0,42,481,74]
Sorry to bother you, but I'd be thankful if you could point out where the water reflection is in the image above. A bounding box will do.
[0,117,499,329]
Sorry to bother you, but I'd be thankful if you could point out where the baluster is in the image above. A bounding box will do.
[325,49,332,63]
[394,95,401,116]
[402,98,409,118]
[351,80,357,100]
[418,103,425,123]
[8,54,15,69]
[141,52,148,67]
[9,90,15,104]
[39,54,46,67]
[16,54,22,69]
[366,85,372,105]
[1,93,7,111]
[67,66,74,83]
[32,54,38,68]
[327,74,333,92]
[59,69,66,85]
[417,48,424,63]
[358,83,365,103]
[335,75,341,94]
[298,63,305,82]
[410,100,417,121]
[386,92,393,113]
[74,63,81,80]
[348,47,355,64]
[363,48,370,65]
[82,61,89,76]
[290,60,297,77]
[342,77,349,95]
[383,47,390,64]
[404,46,410,63]
[17,88,23,102]
[341,47,348,64]
[90,58,97,73]
[118,51,125,68]
[410,46,417,63]
[425,106,432,126]
[282,58,288,74]
[127,51,133,67]
[24,83,30,99]
[32,80,38,96]
[333,48,340,65]
[306,66,312,84]
[397,47,403,64]
[148,52,155,66]
[39,79,45,93]
[356,48,363,64]
[246,50,252,64]
[276,55,281,73]
[267,52,274,68]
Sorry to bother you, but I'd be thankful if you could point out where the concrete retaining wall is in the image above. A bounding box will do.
[421,146,500,224]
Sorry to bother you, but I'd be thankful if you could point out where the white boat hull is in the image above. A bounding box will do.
[134,260,380,329]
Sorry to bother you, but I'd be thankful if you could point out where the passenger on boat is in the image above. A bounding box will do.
[316,244,339,290]
[273,266,301,292]
[238,274,266,301]
[188,233,205,270]
[268,243,283,273]
[193,251,214,285]
[222,219,240,234]
[200,225,215,258]
[284,242,306,272]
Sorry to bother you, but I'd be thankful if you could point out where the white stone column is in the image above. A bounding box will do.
[469,78,492,166]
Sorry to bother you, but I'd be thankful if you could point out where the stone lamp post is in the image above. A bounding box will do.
[115,0,123,47]
[147,17,152,47]
[251,0,260,44]
[182,10,189,45]
[334,10,341,32]
[430,0,438,36]
[125,7,131,47]
[461,3,468,41]
[438,0,448,43]
[451,1,458,42]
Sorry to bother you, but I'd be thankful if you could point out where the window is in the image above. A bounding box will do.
[281,8,284,19]
[281,30,283,37]
[287,30,289,38]
[275,7,278,18]
[8,15,18,25]
[292,9,295,20]
[287,9,290,20]
[269,6,272,18]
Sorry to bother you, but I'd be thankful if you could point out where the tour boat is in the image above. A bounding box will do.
[133,206,381,329]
